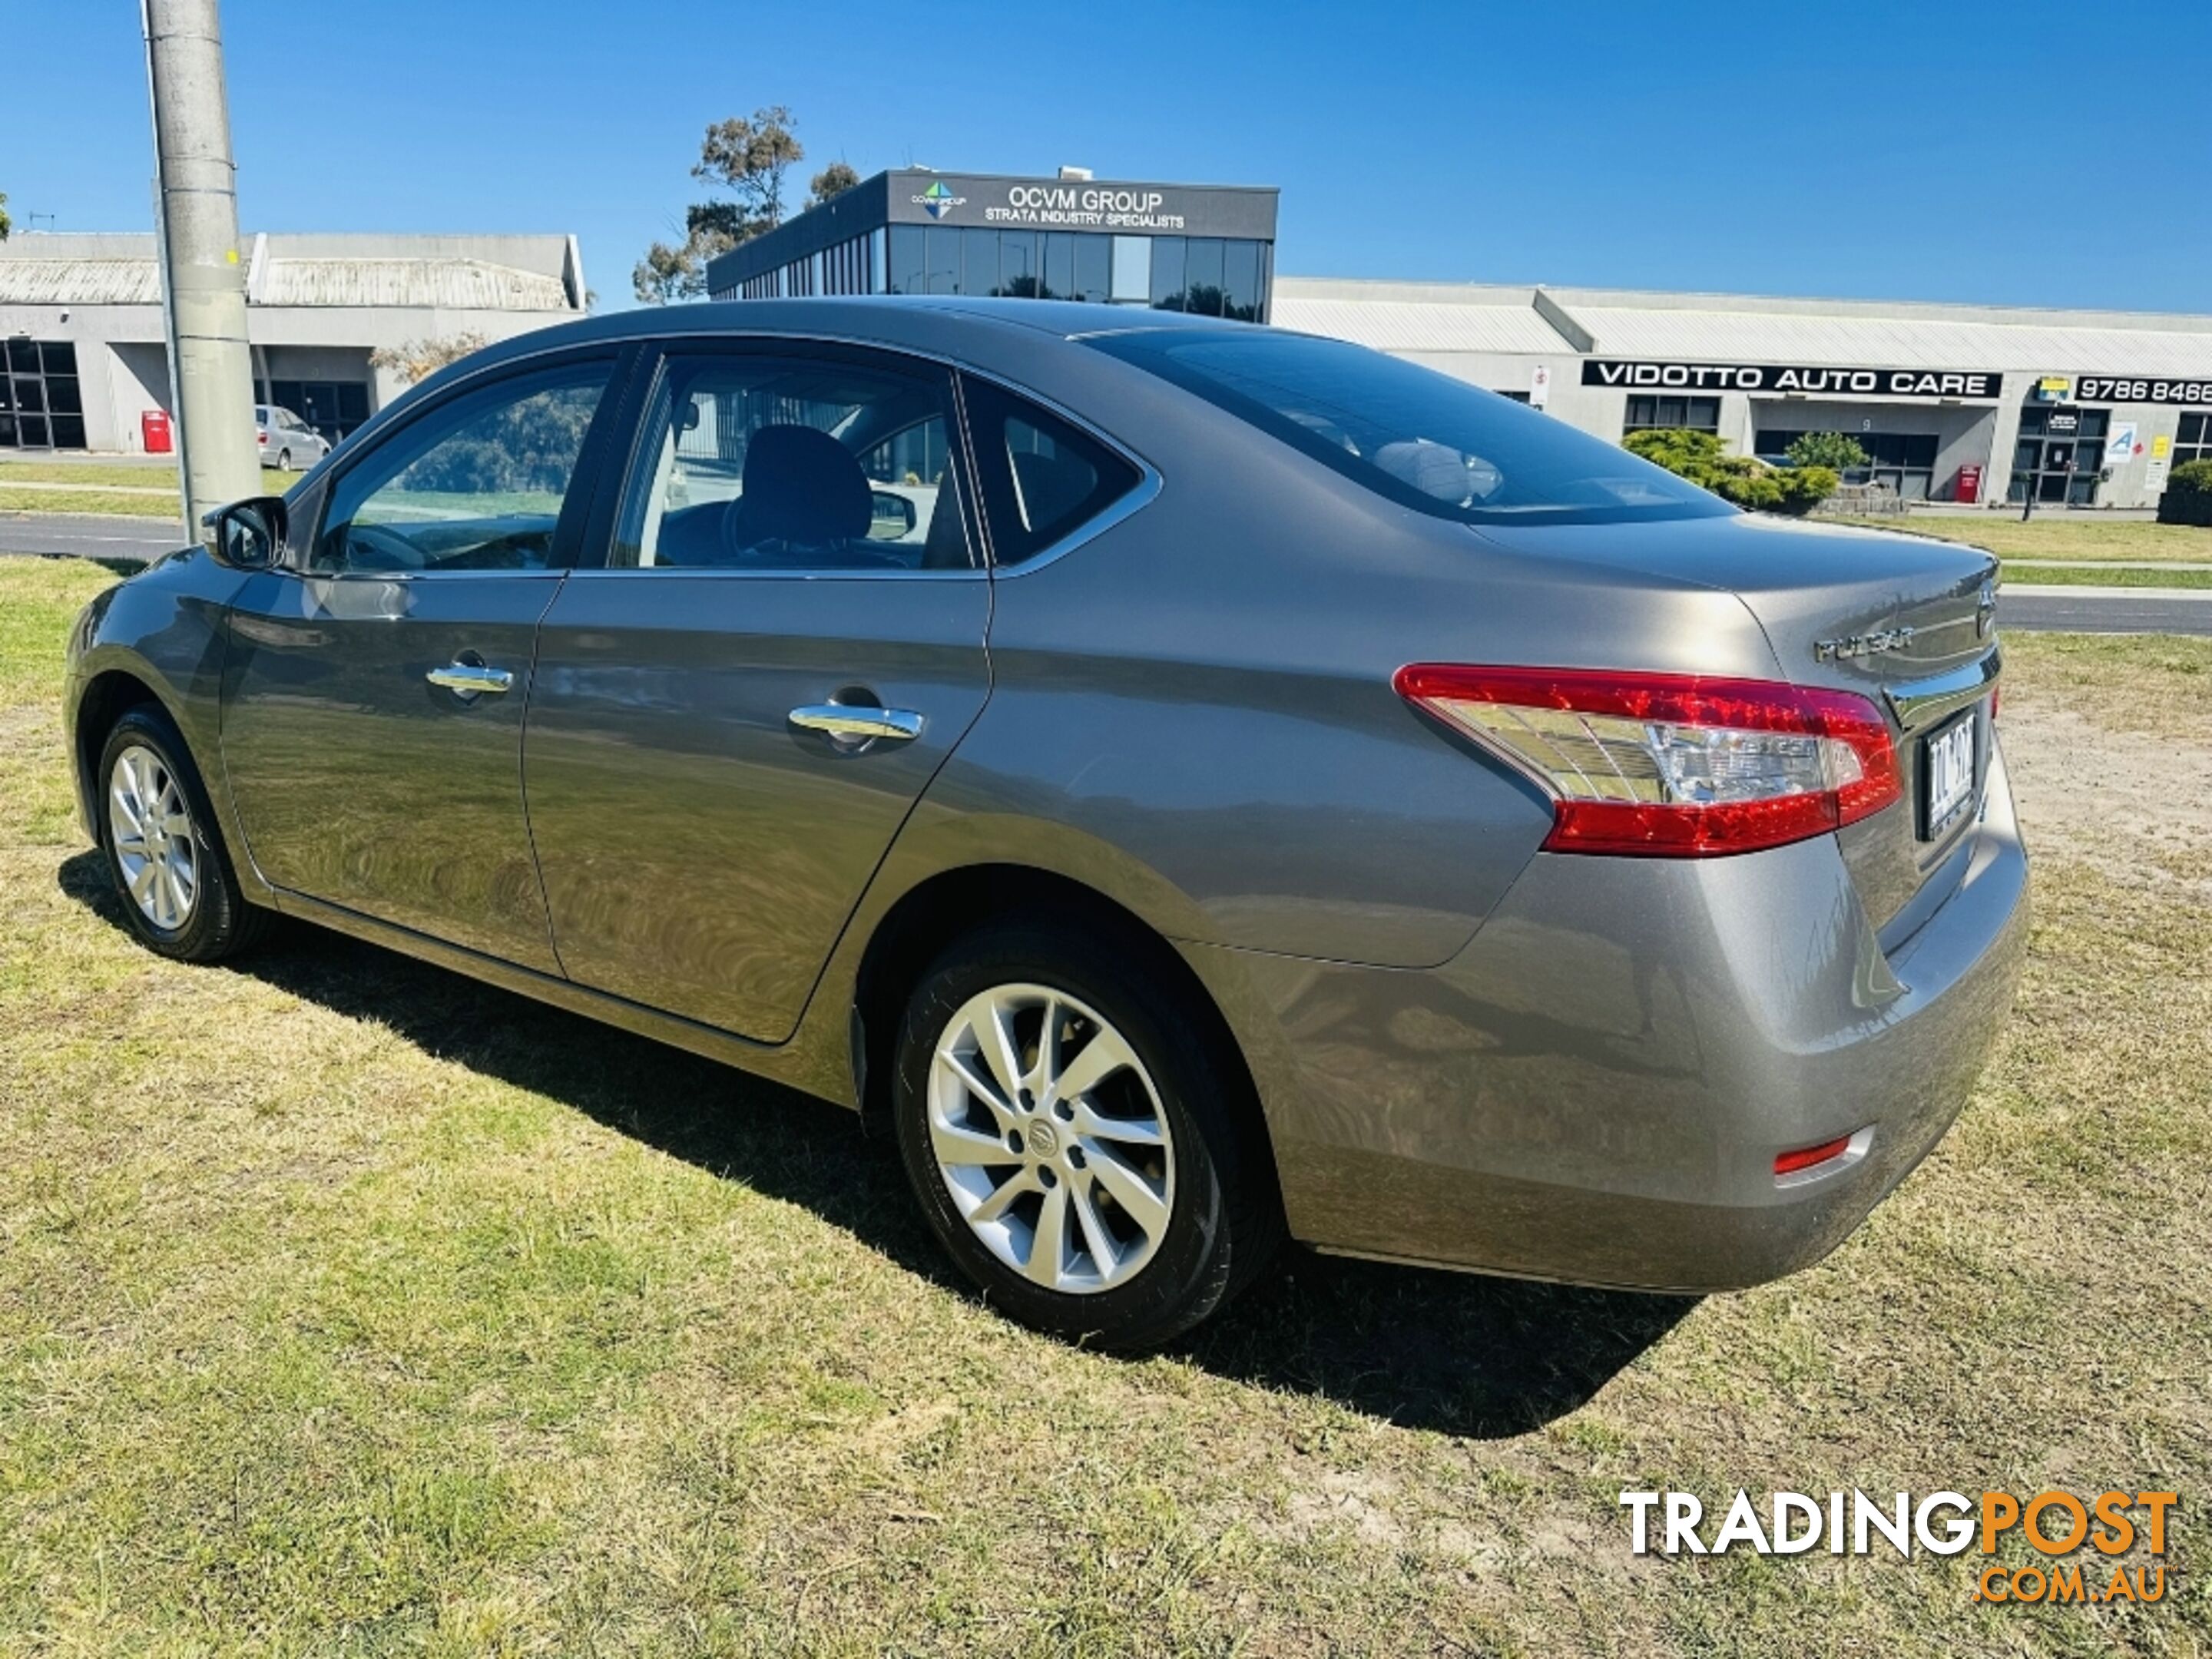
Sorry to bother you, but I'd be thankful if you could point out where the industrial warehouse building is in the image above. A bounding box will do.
[1271,279,2212,510]
[0,231,586,454]
[712,169,2211,513]
[13,170,2212,515]
[706,168,1279,322]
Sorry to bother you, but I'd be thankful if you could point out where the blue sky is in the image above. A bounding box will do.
[11,1,2210,313]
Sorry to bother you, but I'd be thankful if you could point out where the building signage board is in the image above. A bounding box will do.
[2072,376,2212,406]
[2106,422,2140,465]
[1581,361,2003,399]
[1529,364,1552,407]
[888,174,1279,239]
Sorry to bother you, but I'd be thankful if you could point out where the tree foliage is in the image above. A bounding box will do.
[0,192,11,241]
[636,107,832,305]
[808,161,861,208]
[1785,430,1869,472]
[1624,428,1838,515]
[368,333,489,386]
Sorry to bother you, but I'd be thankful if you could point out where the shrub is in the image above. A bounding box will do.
[1623,429,1838,516]
[2157,459,2212,527]
[1785,431,1869,472]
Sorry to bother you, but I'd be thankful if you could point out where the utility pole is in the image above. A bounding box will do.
[143,0,260,531]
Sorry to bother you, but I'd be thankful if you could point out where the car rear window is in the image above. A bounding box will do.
[1084,329,1733,527]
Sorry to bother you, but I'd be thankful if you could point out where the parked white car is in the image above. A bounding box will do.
[254,405,331,472]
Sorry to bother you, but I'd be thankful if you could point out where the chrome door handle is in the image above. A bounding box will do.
[788,704,923,743]
[426,662,515,695]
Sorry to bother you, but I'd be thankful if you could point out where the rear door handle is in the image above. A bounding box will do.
[426,663,515,696]
[788,704,923,743]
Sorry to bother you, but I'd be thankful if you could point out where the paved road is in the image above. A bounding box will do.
[0,512,189,566]
[2001,587,2212,637]
[6,511,2211,637]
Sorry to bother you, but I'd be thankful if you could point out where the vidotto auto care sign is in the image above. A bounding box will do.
[1583,360,2005,399]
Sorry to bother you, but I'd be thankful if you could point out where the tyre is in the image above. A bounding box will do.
[892,916,1281,1350]
[276,448,293,472]
[95,704,273,962]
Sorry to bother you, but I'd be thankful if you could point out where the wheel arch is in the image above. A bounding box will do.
[848,863,1280,1203]
[71,667,170,829]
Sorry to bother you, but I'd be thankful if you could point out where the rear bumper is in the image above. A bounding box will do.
[1197,735,2029,1293]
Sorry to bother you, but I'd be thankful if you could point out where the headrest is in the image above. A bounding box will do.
[740,424,873,546]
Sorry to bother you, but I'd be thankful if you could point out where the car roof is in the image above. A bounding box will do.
[450,295,1240,374]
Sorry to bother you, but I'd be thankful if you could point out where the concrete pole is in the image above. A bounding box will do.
[143,0,260,529]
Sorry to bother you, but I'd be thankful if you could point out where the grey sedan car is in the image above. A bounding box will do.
[255,404,331,472]
[63,300,2026,1349]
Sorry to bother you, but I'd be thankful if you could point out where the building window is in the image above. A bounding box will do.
[2009,405,2108,505]
[1,339,85,449]
[1754,429,1942,501]
[266,379,370,445]
[879,226,1267,316]
[2177,411,2212,469]
[1624,394,1720,435]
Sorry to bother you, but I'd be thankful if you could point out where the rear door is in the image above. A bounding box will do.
[220,351,623,970]
[522,338,991,1041]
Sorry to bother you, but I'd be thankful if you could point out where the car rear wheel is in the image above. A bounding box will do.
[892,918,1280,1350]
[276,447,293,472]
[96,706,273,962]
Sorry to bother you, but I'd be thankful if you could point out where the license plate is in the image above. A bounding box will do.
[1919,714,1975,839]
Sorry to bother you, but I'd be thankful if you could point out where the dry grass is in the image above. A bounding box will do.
[1,557,2207,1655]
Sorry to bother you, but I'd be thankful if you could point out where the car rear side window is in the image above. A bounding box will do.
[1084,328,1733,527]
[962,376,1142,567]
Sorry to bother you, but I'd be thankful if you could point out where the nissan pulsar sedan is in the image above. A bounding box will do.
[64,300,2027,1351]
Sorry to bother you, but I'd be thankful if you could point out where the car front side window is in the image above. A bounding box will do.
[310,359,613,575]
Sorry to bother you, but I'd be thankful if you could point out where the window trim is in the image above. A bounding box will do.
[287,343,631,581]
[568,334,988,583]
[559,332,1160,581]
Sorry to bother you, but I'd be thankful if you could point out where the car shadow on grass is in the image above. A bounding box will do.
[59,849,1693,1438]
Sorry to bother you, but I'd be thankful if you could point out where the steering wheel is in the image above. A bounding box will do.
[336,521,428,572]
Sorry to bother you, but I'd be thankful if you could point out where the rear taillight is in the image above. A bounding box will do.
[257,431,267,444]
[1393,664,1902,858]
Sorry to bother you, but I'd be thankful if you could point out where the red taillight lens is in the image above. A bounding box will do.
[257,431,267,444]
[1393,664,1902,858]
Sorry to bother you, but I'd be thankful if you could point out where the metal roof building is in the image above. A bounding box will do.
[0,231,585,455]
[1275,277,2212,508]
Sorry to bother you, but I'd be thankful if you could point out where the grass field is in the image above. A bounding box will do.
[1833,514,2212,566]
[0,464,295,520]
[2000,564,2212,590]
[1,556,2207,1656]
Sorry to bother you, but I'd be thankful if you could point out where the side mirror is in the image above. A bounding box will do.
[869,489,918,539]
[200,495,288,570]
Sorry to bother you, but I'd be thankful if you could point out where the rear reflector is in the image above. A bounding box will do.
[1393,664,1902,858]
[1774,1135,1856,1177]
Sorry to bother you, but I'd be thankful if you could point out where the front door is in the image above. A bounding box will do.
[522,340,992,1042]
[220,353,621,970]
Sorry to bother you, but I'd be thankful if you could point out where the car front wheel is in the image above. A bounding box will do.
[892,918,1280,1350]
[96,706,273,962]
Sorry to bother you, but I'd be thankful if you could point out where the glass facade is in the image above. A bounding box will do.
[1624,394,1720,435]
[2176,411,2212,469]
[1754,428,1942,501]
[1,339,85,449]
[733,224,1270,320]
[2008,405,2108,505]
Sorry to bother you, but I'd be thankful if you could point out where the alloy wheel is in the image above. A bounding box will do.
[109,743,197,930]
[926,982,1176,1294]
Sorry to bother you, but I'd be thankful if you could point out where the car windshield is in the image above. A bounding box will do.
[1084,329,1733,527]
